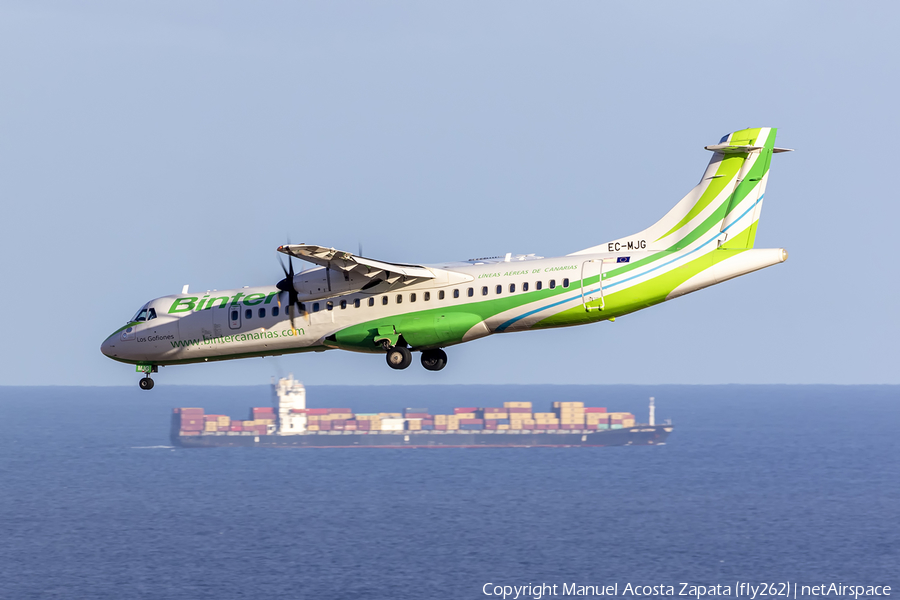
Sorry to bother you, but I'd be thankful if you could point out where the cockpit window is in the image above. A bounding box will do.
[131,305,157,323]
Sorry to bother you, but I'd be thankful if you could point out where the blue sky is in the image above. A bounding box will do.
[1,1,897,385]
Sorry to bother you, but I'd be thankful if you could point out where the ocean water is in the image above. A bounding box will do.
[0,385,897,600]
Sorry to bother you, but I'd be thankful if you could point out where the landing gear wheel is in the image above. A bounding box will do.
[386,346,412,370]
[139,377,155,390]
[421,349,447,371]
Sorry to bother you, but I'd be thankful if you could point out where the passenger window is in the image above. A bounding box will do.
[245,309,252,320]
[147,308,157,321]
[326,301,334,311]
[549,280,556,289]
[454,289,460,299]
[482,286,488,296]
[340,300,347,309]
[273,306,280,317]
[496,285,502,294]
[439,290,445,300]
[410,293,416,303]
[396,294,402,304]
[424,292,430,301]
[536,281,543,290]
[368,298,375,307]
[258,308,266,318]
[354,299,361,308]
[466,288,473,297]
[563,278,569,288]
[313,303,320,312]
[509,283,515,293]
[382,296,388,306]
[522,282,529,292]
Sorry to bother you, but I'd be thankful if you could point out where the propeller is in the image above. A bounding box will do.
[276,245,307,331]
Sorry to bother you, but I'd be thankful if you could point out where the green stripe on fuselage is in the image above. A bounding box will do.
[534,248,748,328]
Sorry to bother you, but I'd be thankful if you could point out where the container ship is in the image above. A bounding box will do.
[171,376,673,448]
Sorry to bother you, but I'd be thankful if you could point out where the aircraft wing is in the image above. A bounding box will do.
[278,244,436,284]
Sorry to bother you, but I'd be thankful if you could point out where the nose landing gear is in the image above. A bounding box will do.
[137,365,158,390]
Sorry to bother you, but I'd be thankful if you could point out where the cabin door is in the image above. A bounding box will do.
[580,260,604,311]
[228,304,242,329]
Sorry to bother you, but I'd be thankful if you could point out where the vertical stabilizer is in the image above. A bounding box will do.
[571,127,785,256]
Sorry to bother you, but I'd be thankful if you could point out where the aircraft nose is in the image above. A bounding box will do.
[100,336,114,357]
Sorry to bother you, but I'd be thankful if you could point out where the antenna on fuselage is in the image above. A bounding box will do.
[181,284,189,294]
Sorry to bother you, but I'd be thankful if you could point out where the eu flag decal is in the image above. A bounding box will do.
[616,256,630,263]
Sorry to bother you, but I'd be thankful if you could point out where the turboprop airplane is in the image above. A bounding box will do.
[101,127,791,389]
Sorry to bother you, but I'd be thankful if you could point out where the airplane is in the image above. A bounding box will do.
[101,127,791,389]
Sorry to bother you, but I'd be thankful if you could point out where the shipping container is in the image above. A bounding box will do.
[380,418,406,431]
[460,423,484,430]
[503,402,532,409]
[306,408,330,415]
[453,407,479,414]
[584,407,607,413]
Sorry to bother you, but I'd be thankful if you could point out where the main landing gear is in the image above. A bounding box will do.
[421,348,447,372]
[385,346,413,370]
[384,345,448,372]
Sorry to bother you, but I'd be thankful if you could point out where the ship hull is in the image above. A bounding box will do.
[172,426,672,448]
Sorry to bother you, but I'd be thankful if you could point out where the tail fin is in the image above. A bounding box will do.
[571,127,789,256]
